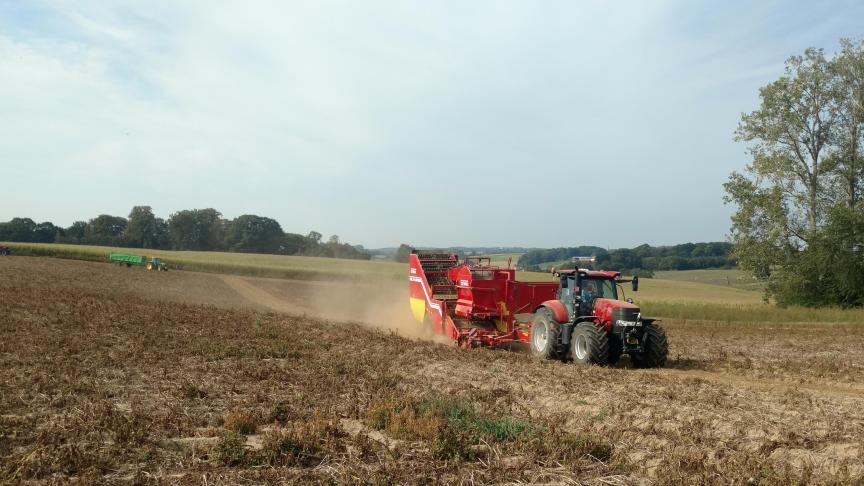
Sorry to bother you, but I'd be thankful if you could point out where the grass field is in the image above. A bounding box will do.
[484,252,523,264]
[2,242,405,280]
[1,256,862,484]
[654,268,763,292]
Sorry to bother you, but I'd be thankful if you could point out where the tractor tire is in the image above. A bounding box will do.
[607,335,623,365]
[570,322,609,365]
[631,324,668,368]
[530,308,561,361]
[146,262,154,271]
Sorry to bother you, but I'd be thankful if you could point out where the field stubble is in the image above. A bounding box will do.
[1,257,863,484]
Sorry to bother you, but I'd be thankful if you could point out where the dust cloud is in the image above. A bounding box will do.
[219,275,452,344]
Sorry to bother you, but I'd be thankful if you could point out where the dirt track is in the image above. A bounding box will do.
[219,275,313,315]
[1,256,863,484]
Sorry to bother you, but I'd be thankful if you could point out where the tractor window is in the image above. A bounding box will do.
[580,278,618,301]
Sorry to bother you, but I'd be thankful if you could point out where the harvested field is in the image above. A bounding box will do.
[1,257,863,484]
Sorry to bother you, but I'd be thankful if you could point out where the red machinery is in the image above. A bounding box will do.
[408,250,668,367]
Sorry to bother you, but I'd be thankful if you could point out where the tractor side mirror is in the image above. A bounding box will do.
[632,276,639,292]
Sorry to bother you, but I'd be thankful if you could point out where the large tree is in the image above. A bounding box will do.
[225,215,285,253]
[167,208,225,251]
[125,206,168,249]
[726,39,864,304]
[84,215,127,245]
[32,222,58,243]
[731,47,840,239]
[60,221,87,243]
[832,39,864,208]
[0,218,37,242]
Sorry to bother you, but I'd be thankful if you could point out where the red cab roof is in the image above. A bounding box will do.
[554,268,621,279]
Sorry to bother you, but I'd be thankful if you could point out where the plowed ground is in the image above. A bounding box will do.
[1,257,863,484]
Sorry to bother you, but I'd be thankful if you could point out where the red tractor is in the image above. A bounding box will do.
[408,251,667,367]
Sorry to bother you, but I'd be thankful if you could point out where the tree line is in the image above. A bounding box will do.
[519,242,734,275]
[0,207,370,260]
[727,38,864,306]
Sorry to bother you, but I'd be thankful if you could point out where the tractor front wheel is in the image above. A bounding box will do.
[530,308,560,361]
[570,322,609,365]
[631,324,668,368]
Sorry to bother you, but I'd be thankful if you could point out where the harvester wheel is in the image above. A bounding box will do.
[570,322,609,365]
[631,324,668,368]
[530,308,560,360]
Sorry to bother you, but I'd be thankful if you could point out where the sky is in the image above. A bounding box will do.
[1,1,862,249]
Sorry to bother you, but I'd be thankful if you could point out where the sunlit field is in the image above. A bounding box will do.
[654,268,762,292]
[8,243,864,324]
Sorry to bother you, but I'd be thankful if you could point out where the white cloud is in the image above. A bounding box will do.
[1,0,862,246]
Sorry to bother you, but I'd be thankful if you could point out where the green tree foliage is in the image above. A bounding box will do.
[32,222,59,243]
[283,232,312,254]
[726,39,864,306]
[0,218,58,242]
[0,218,37,242]
[1,207,371,261]
[126,206,168,249]
[394,244,414,263]
[769,207,864,306]
[833,38,864,208]
[518,247,607,267]
[84,215,127,246]
[306,231,322,244]
[58,221,87,243]
[732,48,840,236]
[299,233,370,259]
[225,215,285,253]
[520,243,732,273]
[167,209,225,251]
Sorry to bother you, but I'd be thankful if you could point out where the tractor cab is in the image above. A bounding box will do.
[146,257,168,271]
[554,269,636,320]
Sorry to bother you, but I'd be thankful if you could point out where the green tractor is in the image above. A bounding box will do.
[109,252,168,271]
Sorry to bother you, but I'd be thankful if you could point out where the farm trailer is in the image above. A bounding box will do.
[109,252,169,271]
[408,251,667,367]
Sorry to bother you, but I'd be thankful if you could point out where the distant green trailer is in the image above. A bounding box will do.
[109,252,168,271]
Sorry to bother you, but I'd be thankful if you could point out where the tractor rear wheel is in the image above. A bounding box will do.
[631,324,668,368]
[570,322,609,365]
[146,262,154,271]
[530,308,560,360]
